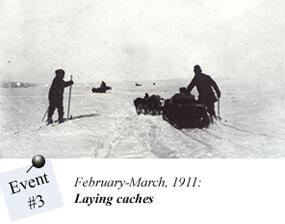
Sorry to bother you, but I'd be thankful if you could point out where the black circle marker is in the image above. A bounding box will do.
[26,155,46,173]
[32,155,46,168]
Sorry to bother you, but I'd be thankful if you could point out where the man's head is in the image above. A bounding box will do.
[194,65,202,75]
[55,69,65,79]
[179,87,187,95]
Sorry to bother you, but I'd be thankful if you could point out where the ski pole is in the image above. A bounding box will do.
[41,107,49,122]
[217,98,221,119]
[67,75,73,119]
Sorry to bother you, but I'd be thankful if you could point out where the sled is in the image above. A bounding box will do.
[91,86,112,93]
[162,98,210,129]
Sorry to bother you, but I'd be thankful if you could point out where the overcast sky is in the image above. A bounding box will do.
[1,0,284,83]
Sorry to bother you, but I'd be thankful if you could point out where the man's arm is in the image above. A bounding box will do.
[63,80,74,88]
[210,78,221,98]
[187,77,196,93]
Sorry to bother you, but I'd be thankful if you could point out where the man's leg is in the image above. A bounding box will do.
[56,102,64,123]
[207,103,216,123]
[47,102,56,124]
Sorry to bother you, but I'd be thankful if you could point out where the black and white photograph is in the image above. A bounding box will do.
[1,0,285,158]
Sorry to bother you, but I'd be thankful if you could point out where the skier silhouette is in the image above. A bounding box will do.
[47,69,73,124]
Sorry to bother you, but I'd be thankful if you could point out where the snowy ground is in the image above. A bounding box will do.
[1,78,285,158]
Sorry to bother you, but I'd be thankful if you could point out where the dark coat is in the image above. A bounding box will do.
[48,76,73,103]
[187,73,221,105]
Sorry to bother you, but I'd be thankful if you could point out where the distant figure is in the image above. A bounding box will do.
[47,69,73,124]
[144,93,149,100]
[100,81,107,89]
[170,87,196,106]
[187,65,221,122]
[171,87,195,103]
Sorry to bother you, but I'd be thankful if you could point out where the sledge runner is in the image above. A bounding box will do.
[187,65,221,123]
[47,69,73,124]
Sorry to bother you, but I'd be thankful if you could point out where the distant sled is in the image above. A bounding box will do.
[135,83,142,86]
[91,86,112,93]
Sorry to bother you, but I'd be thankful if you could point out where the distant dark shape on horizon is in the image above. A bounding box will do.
[91,80,112,93]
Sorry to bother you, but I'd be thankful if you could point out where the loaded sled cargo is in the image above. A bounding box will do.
[162,95,210,129]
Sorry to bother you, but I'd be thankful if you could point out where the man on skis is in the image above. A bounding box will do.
[187,65,221,123]
[47,69,73,124]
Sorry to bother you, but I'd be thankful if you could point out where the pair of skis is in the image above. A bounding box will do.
[42,75,73,124]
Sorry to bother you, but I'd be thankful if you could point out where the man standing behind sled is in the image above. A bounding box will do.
[187,65,221,123]
[47,69,73,124]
